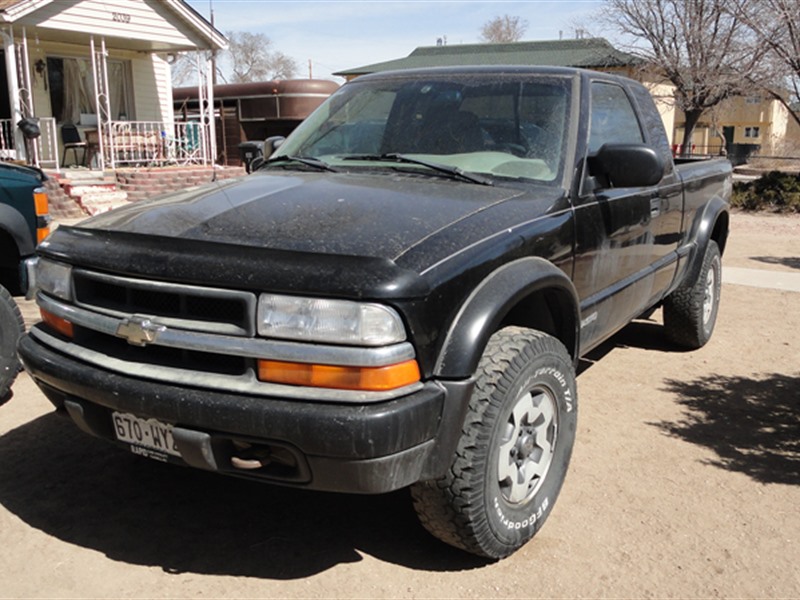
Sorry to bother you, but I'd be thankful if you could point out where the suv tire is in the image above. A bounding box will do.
[0,284,24,403]
[411,326,577,559]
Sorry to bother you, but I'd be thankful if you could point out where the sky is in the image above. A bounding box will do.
[184,1,607,82]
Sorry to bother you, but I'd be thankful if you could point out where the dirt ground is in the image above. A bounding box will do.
[0,212,798,598]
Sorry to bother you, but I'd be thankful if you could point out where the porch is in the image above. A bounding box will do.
[1,0,226,171]
[1,116,215,170]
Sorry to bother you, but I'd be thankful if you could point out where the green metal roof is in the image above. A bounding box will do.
[334,38,640,77]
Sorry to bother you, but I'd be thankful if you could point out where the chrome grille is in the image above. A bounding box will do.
[73,327,248,376]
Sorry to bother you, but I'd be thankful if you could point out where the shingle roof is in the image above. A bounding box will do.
[335,38,640,77]
[0,0,23,10]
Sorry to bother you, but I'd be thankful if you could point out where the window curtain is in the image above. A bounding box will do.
[50,57,129,123]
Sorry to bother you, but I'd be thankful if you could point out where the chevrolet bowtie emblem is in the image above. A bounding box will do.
[116,316,166,346]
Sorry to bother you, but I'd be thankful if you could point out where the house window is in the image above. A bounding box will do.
[745,96,762,105]
[744,126,761,138]
[46,56,132,124]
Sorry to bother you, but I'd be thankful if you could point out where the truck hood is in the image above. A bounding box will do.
[82,171,524,261]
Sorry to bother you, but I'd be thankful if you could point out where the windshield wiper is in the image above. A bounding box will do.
[342,153,493,186]
[262,155,339,172]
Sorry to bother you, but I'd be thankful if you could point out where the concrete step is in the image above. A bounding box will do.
[58,169,113,181]
[74,190,130,215]
[64,183,118,196]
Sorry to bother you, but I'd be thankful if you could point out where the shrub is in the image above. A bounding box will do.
[731,171,800,213]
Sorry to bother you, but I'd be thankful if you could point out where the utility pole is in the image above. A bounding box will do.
[308,59,313,79]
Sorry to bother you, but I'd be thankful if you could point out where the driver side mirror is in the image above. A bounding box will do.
[264,136,285,157]
[250,136,286,171]
[588,144,664,189]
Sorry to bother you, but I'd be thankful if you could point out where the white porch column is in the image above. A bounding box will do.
[206,54,216,165]
[90,35,113,171]
[195,51,212,165]
[1,27,27,161]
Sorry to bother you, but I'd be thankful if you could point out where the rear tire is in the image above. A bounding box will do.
[411,327,577,559]
[0,285,24,404]
[664,241,722,349]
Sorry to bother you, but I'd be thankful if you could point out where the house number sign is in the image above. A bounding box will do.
[112,12,132,23]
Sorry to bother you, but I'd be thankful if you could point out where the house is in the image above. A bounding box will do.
[0,0,226,171]
[336,37,800,161]
[673,93,800,163]
[334,38,643,80]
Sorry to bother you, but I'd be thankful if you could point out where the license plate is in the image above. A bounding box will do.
[112,411,180,457]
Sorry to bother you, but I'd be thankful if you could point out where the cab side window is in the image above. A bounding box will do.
[588,82,644,154]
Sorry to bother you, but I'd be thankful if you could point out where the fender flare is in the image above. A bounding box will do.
[433,257,580,379]
[681,197,729,290]
[0,204,34,261]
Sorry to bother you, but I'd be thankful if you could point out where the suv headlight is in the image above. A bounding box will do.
[36,258,73,301]
[257,293,406,346]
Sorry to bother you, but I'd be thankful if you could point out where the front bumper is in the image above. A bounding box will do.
[19,333,468,494]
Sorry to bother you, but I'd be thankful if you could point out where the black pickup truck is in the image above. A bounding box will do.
[19,67,730,558]
[0,162,50,400]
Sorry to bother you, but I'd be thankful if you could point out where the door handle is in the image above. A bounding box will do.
[650,196,661,218]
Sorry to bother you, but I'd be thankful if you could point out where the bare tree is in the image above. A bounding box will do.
[603,0,766,155]
[731,0,800,129]
[480,15,528,43]
[222,31,298,83]
[170,52,203,87]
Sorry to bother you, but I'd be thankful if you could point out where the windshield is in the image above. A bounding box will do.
[273,73,573,184]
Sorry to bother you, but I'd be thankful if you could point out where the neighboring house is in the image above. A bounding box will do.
[0,0,226,170]
[674,93,800,161]
[337,37,800,160]
[335,38,643,80]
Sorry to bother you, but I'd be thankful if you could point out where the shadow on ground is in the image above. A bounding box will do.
[751,256,800,270]
[653,373,800,485]
[0,413,487,578]
[578,317,682,374]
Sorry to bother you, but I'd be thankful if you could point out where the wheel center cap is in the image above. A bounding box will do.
[517,434,535,460]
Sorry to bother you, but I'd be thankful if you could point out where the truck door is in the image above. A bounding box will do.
[572,80,659,351]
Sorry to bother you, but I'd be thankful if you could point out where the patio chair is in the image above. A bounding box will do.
[61,123,88,167]
[177,122,202,164]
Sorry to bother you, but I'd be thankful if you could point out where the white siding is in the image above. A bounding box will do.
[153,53,174,125]
[18,0,204,48]
[131,53,160,121]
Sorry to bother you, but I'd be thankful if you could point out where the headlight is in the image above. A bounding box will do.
[257,294,406,346]
[36,258,73,301]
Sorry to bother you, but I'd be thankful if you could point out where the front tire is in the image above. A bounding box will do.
[0,284,24,403]
[664,241,722,349]
[411,327,577,559]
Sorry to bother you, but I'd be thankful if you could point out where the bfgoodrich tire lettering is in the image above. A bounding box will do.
[664,240,722,349]
[411,326,577,559]
[0,284,24,403]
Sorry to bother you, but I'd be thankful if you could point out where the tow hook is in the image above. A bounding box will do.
[230,440,272,470]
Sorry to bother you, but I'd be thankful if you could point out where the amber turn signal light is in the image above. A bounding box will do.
[40,308,74,338]
[33,189,50,243]
[257,359,420,391]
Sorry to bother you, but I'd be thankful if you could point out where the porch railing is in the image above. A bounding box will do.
[2,118,212,170]
[0,117,59,168]
[36,117,59,169]
[0,119,15,160]
[102,120,210,168]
